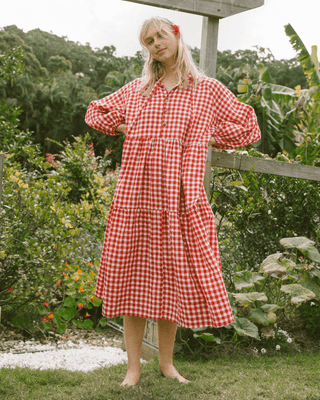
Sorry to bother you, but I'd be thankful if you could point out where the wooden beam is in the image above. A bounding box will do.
[122,0,264,18]
[200,16,219,198]
[211,150,320,182]
[199,16,219,78]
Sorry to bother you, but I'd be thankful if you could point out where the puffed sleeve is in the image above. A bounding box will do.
[208,79,261,149]
[85,85,126,135]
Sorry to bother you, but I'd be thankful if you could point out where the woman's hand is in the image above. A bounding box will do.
[115,124,127,135]
[208,136,216,146]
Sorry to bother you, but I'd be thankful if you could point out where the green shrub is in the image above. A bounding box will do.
[0,134,117,335]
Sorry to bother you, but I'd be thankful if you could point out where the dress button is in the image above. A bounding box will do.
[163,122,167,126]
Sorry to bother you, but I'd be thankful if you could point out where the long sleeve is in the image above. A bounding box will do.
[85,86,126,135]
[208,79,261,149]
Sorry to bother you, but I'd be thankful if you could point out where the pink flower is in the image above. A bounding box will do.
[45,153,58,167]
[172,25,180,35]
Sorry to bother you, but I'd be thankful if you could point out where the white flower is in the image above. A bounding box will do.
[287,338,292,343]
[253,348,258,353]
[310,302,316,306]
[276,345,281,351]
[261,348,266,354]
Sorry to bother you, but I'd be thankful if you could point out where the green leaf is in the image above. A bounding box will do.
[306,247,320,263]
[310,269,320,279]
[12,315,30,328]
[73,320,83,328]
[191,327,207,333]
[37,305,48,315]
[232,317,260,340]
[83,319,93,329]
[260,253,287,276]
[234,271,265,291]
[261,304,279,312]
[280,284,316,306]
[43,322,51,330]
[64,297,76,307]
[93,297,102,307]
[232,292,268,307]
[193,332,219,342]
[60,307,77,321]
[280,237,315,254]
[56,323,67,334]
[299,273,320,300]
[249,308,270,326]
[99,317,108,327]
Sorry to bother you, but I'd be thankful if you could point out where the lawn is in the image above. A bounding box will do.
[1,351,320,400]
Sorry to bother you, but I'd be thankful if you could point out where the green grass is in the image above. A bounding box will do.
[1,352,320,400]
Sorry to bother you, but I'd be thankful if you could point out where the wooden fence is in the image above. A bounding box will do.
[210,149,320,182]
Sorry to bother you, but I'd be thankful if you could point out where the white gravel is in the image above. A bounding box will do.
[0,340,130,372]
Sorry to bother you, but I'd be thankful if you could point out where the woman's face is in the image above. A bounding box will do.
[143,23,179,69]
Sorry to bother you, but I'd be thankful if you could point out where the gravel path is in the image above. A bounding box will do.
[0,326,136,372]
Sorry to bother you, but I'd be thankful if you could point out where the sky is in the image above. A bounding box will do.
[0,0,319,61]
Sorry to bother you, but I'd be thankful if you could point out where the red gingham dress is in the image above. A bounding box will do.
[85,76,261,328]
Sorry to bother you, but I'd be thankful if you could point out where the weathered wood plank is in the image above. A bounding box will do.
[122,0,264,18]
[199,16,219,77]
[211,150,320,182]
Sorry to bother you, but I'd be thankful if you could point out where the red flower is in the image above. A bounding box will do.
[48,312,54,319]
[43,315,49,322]
[172,25,180,35]
[44,301,48,307]
[7,287,13,292]
[78,303,84,309]
[85,313,91,317]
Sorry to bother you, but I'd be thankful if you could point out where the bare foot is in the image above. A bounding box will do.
[160,364,190,383]
[120,366,141,386]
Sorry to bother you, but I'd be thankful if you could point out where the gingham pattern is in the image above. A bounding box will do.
[85,76,261,328]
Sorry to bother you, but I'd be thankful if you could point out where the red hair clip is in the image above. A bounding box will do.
[172,25,180,35]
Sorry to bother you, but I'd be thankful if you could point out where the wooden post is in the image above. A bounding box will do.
[200,17,219,200]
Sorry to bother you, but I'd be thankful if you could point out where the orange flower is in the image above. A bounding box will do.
[74,277,78,282]
[88,262,94,267]
[77,269,82,274]
[44,301,48,307]
[90,297,94,301]
[56,280,61,286]
[85,313,91,317]
[48,312,54,319]
[92,271,96,275]
[43,315,49,322]
[78,303,84,309]
[65,267,68,271]
[65,262,68,265]
[79,287,84,293]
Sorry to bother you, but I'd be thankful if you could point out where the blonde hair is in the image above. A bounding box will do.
[139,17,202,96]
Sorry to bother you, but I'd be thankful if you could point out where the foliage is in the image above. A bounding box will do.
[177,237,320,355]
[0,132,117,335]
[211,149,320,283]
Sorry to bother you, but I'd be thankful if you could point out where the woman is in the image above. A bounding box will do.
[85,17,261,386]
